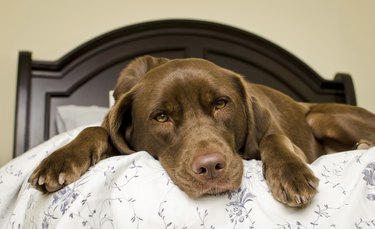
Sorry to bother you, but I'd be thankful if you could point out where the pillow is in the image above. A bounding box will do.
[56,105,108,133]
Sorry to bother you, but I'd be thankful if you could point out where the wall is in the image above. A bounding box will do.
[1,0,374,166]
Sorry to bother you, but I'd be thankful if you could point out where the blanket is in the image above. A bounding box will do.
[1,126,375,228]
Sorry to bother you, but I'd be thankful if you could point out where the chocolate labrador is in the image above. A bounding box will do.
[29,56,375,207]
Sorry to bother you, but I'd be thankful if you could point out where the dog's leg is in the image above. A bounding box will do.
[306,104,375,152]
[260,134,319,207]
[29,127,114,192]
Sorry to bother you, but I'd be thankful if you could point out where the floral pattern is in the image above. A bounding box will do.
[226,187,256,228]
[362,162,375,201]
[0,126,374,228]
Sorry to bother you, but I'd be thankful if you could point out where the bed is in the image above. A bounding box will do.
[1,19,374,228]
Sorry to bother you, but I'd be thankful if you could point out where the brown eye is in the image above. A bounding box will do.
[215,99,228,109]
[155,113,169,122]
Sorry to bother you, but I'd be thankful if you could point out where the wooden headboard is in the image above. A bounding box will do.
[14,19,356,157]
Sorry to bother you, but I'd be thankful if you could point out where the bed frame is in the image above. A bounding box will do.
[14,19,356,157]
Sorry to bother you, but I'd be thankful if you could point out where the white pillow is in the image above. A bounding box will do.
[56,105,108,133]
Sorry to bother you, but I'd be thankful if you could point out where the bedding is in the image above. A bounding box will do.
[1,125,375,228]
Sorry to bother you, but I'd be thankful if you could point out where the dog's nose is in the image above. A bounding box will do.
[192,153,226,179]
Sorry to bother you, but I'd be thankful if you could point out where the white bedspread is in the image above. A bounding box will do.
[1,126,375,228]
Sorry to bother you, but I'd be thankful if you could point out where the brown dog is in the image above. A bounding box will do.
[29,56,375,207]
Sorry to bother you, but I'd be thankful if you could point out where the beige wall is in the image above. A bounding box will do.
[1,0,374,167]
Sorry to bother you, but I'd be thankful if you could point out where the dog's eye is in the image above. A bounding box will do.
[155,113,169,123]
[215,99,228,109]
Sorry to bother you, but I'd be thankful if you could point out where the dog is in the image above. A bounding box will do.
[29,56,375,207]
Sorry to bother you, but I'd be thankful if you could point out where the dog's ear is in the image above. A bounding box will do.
[102,91,135,154]
[224,73,271,159]
[113,55,169,101]
[228,75,271,160]
[242,94,272,159]
[103,55,169,154]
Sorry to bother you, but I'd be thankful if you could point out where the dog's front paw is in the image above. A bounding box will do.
[264,161,319,207]
[28,148,93,193]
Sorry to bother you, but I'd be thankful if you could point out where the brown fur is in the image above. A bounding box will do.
[29,56,375,207]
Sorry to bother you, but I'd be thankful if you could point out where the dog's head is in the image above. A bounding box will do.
[104,56,267,197]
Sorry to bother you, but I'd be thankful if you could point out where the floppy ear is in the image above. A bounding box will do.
[113,55,169,101]
[228,75,272,160]
[242,94,272,159]
[224,72,271,159]
[102,55,169,154]
[102,91,135,154]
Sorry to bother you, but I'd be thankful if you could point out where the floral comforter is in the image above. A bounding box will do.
[1,126,375,228]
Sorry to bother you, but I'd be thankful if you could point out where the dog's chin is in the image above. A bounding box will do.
[176,175,243,198]
[200,185,236,197]
[184,181,241,198]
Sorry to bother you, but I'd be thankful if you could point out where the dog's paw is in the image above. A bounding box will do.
[264,161,319,207]
[28,148,94,193]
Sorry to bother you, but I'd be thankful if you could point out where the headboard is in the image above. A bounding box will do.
[14,19,356,157]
